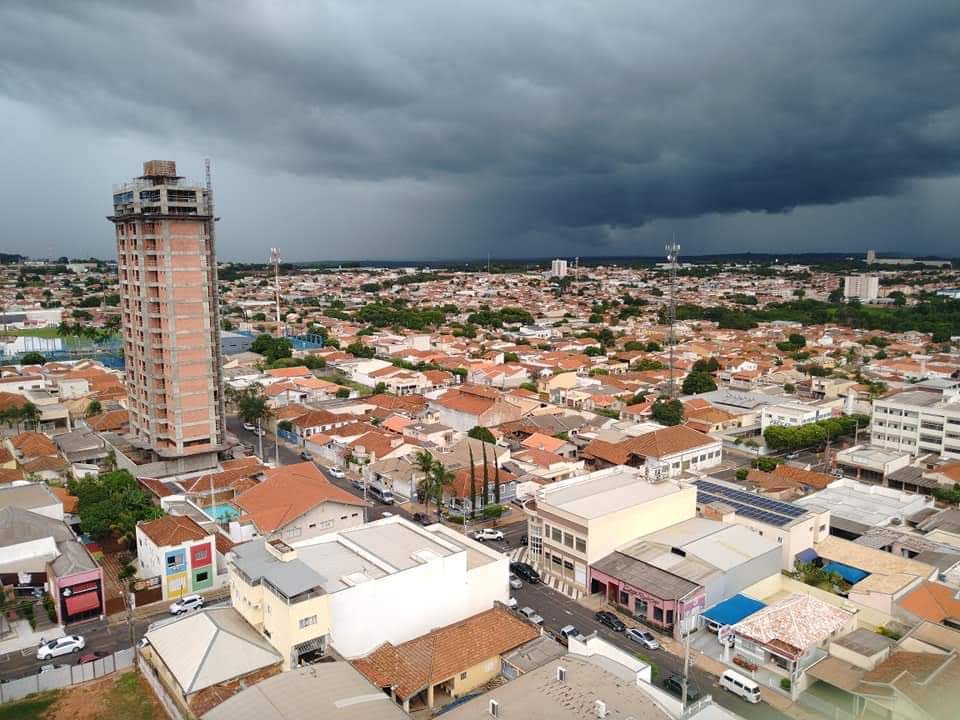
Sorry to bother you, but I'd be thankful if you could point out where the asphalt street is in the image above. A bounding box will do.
[225,415,301,466]
[501,559,788,720]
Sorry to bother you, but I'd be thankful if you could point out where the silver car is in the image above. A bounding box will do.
[625,628,660,650]
[509,574,523,590]
[519,606,544,625]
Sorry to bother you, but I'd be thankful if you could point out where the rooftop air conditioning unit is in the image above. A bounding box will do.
[556,666,567,682]
[595,700,607,718]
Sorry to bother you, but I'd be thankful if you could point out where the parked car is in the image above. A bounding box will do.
[299,450,313,460]
[328,467,346,479]
[518,606,544,625]
[785,451,800,460]
[509,562,540,584]
[242,422,256,431]
[352,478,364,490]
[77,651,110,664]
[381,511,394,519]
[594,611,626,632]
[169,593,204,616]
[559,625,580,643]
[509,574,523,590]
[251,427,265,437]
[625,628,660,650]
[37,635,85,661]
[505,597,518,609]
[473,528,504,542]
[662,674,701,703]
[412,512,431,525]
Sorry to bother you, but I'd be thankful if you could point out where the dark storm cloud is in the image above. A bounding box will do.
[1,0,959,257]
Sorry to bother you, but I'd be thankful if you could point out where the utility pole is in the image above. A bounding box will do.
[679,587,696,714]
[666,241,680,399]
[256,417,264,459]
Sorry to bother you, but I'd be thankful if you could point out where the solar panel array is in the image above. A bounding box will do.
[694,479,808,528]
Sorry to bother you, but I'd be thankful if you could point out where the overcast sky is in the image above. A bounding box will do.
[1,1,959,262]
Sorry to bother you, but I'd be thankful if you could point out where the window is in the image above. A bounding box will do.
[460,672,468,680]
[299,615,317,629]
[551,555,562,566]
[340,515,348,520]
[309,523,316,529]
[551,527,562,542]
[619,590,629,606]
[653,607,663,621]
[575,538,586,553]
[166,555,177,567]
[196,571,209,583]
[563,532,574,548]
[194,550,208,561]
[285,527,302,539]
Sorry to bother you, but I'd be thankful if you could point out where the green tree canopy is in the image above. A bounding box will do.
[467,426,495,443]
[682,370,717,395]
[20,351,46,365]
[67,470,163,544]
[651,398,684,426]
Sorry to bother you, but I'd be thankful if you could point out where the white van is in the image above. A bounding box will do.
[720,670,761,703]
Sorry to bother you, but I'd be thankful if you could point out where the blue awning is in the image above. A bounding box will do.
[794,547,818,564]
[823,561,869,584]
[702,594,766,627]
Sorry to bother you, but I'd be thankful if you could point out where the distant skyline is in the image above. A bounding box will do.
[1,2,959,262]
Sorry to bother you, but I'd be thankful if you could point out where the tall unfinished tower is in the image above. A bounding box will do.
[109,160,224,464]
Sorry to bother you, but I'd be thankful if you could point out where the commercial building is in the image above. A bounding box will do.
[870,380,960,460]
[135,514,217,600]
[227,516,509,666]
[694,478,831,569]
[843,275,880,302]
[524,465,696,591]
[760,401,835,432]
[795,478,934,540]
[109,160,225,470]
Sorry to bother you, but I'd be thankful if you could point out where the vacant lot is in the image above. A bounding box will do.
[2,672,164,720]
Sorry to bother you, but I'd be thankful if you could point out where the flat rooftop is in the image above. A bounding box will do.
[883,388,949,408]
[795,479,933,527]
[340,521,455,571]
[539,466,686,519]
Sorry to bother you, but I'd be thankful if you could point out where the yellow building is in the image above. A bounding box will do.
[228,537,330,669]
[525,465,697,591]
[352,606,539,713]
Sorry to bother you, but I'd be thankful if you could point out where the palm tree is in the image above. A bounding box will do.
[237,388,272,457]
[426,462,455,522]
[413,449,435,504]
[18,402,39,432]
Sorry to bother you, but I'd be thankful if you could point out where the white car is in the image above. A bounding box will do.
[328,467,346,479]
[625,628,661,650]
[37,635,85,661]
[509,574,523,590]
[169,594,204,615]
[518,606,544,625]
[242,422,256,431]
[473,528,504,542]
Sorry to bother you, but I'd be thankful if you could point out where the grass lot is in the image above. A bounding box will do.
[0,691,61,720]
[8,327,61,338]
[0,672,161,720]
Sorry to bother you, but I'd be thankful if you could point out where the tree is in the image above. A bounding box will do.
[651,398,684,426]
[20,351,46,365]
[425,462,454,522]
[237,388,272,431]
[335,387,351,399]
[828,288,844,303]
[67,469,163,546]
[85,399,102,417]
[645,341,662,352]
[682,370,717,395]
[493,455,501,504]
[468,426,495,443]
[788,333,807,348]
[482,444,490,510]
[783,383,796,394]
[373,382,388,395]
[346,341,376,359]
[503,352,519,362]
[468,446,477,519]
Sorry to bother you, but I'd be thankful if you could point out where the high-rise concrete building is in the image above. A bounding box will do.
[109,160,224,466]
[550,258,568,279]
[843,274,879,302]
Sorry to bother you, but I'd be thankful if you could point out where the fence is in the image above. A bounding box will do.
[0,647,135,704]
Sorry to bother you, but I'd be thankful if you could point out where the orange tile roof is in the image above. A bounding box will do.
[582,425,715,465]
[138,514,209,547]
[50,486,79,514]
[521,432,565,454]
[265,366,312,378]
[86,409,129,432]
[11,431,58,458]
[899,581,960,623]
[352,607,538,700]
[234,462,365,533]
[0,467,25,484]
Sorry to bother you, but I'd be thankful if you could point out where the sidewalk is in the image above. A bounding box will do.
[106,585,231,625]
[0,618,55,656]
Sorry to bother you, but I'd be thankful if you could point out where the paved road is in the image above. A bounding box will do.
[225,415,301,466]
[504,572,788,720]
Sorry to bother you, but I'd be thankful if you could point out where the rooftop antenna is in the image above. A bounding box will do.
[666,240,680,399]
[271,247,282,337]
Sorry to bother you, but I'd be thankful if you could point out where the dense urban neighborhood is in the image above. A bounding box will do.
[2,175,960,720]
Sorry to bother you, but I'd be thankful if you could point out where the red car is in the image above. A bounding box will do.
[77,651,109,664]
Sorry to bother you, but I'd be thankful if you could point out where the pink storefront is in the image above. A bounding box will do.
[589,557,705,639]
[47,543,106,625]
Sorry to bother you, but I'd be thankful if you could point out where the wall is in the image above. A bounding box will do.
[260,583,330,670]
[327,547,506,658]
[568,633,653,684]
[0,648,135,705]
[728,511,830,570]
[450,655,501,698]
[275,501,365,543]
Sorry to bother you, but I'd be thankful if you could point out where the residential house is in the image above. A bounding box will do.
[352,606,539,712]
[230,462,366,543]
[581,424,722,477]
[429,385,523,433]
